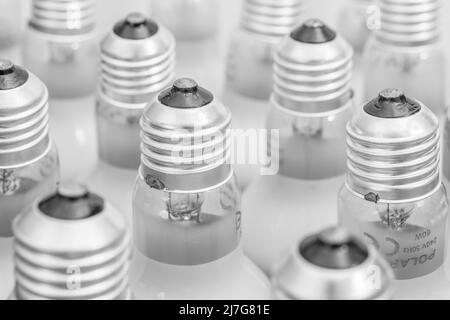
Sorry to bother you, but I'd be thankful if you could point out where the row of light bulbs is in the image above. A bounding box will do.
[0,0,448,300]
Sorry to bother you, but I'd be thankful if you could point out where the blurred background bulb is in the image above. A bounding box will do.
[337,0,373,53]
[363,0,445,118]
[22,0,99,182]
[11,183,131,300]
[222,0,304,190]
[0,0,23,52]
[152,0,223,95]
[339,88,450,300]
[242,20,354,276]
[23,0,98,98]
[272,227,395,300]
[87,13,175,224]
[0,60,59,299]
[129,78,271,299]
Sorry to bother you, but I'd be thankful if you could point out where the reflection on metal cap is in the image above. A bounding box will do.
[140,79,232,192]
[12,184,131,300]
[346,89,440,202]
[300,227,368,269]
[272,227,395,300]
[0,59,28,90]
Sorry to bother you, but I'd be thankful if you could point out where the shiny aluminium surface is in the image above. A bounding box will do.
[346,89,440,203]
[272,227,395,300]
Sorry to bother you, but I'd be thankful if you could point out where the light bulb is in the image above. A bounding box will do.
[272,227,395,300]
[23,0,98,98]
[0,60,59,299]
[11,183,131,300]
[363,0,445,117]
[338,88,450,299]
[0,0,22,50]
[23,0,100,182]
[129,78,271,299]
[223,0,303,189]
[152,0,223,96]
[337,0,373,53]
[87,13,175,223]
[242,20,354,275]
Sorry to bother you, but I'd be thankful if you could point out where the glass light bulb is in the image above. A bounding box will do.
[23,0,99,181]
[340,87,449,299]
[338,185,450,299]
[129,175,271,299]
[337,0,373,53]
[223,0,303,189]
[0,146,59,299]
[87,13,176,223]
[243,19,354,275]
[0,60,59,300]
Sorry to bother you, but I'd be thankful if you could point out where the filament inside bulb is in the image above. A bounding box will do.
[0,169,20,196]
[376,203,416,230]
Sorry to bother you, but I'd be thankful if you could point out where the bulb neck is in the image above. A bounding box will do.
[375,0,440,47]
[240,0,303,41]
[133,178,242,266]
[30,0,95,36]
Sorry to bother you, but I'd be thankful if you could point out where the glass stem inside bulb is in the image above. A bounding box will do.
[133,178,242,266]
[167,192,203,222]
